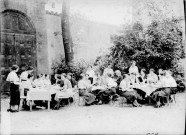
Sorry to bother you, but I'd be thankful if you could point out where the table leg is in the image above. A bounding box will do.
[30,100,32,112]
[68,98,70,106]
[73,95,76,105]
[48,100,50,111]
[19,99,23,111]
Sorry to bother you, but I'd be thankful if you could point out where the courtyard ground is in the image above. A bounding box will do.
[1,92,186,135]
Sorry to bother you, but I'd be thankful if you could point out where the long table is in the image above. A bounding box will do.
[132,83,162,96]
[26,87,77,111]
[27,88,55,111]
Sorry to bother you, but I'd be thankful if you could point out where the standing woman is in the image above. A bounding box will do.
[20,66,34,96]
[86,65,95,84]
[6,65,21,112]
[129,60,139,75]
[20,66,34,81]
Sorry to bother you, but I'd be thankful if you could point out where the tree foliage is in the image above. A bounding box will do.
[95,17,185,75]
[52,57,89,80]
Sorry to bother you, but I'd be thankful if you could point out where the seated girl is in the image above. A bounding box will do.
[151,70,177,107]
[93,72,102,86]
[43,74,51,88]
[22,74,36,108]
[147,68,158,85]
[114,70,123,94]
[78,74,96,106]
[91,72,104,93]
[67,73,77,88]
[97,73,118,104]
[114,70,123,86]
[138,69,147,84]
[119,74,142,107]
[34,74,45,88]
[25,74,40,89]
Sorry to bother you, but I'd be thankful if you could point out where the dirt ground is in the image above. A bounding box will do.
[1,92,186,135]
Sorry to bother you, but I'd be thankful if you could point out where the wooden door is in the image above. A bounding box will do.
[0,10,36,92]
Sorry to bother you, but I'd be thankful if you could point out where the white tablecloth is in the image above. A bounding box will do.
[27,88,53,101]
[55,88,78,100]
[133,84,162,96]
[91,86,106,91]
[26,86,77,101]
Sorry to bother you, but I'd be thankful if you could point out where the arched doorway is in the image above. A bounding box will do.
[0,10,37,92]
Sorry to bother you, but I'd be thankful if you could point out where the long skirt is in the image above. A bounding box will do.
[98,87,116,104]
[79,89,96,105]
[152,87,176,101]
[10,83,20,106]
[120,91,137,103]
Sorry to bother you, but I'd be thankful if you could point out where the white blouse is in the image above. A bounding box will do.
[20,71,28,81]
[119,79,133,91]
[129,66,139,75]
[164,77,177,87]
[86,69,95,78]
[25,80,34,89]
[106,77,117,88]
[6,71,20,84]
[43,79,51,87]
[147,73,158,84]
[78,80,90,89]
[103,68,114,76]
[34,79,44,88]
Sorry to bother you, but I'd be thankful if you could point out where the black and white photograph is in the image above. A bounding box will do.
[0,0,186,134]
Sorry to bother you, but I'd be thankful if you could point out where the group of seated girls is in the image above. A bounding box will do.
[21,74,53,108]
[21,63,180,108]
[21,73,77,108]
[77,69,144,107]
[22,74,52,91]
[76,62,180,107]
[119,69,178,107]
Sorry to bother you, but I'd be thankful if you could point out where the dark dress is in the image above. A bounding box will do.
[152,87,177,102]
[70,78,77,87]
[120,90,137,103]
[10,83,20,106]
[79,89,96,105]
[115,76,123,94]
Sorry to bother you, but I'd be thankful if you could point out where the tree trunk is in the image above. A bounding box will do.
[61,0,73,65]
[184,0,186,37]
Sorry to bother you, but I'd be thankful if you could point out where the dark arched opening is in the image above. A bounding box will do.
[0,9,37,93]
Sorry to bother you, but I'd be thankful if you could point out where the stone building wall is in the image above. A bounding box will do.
[46,11,65,73]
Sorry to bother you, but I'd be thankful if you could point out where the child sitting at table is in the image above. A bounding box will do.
[25,74,36,92]
[138,69,147,84]
[147,68,158,84]
[119,74,142,107]
[22,74,36,109]
[67,73,77,88]
[60,74,72,90]
[152,70,177,106]
[78,73,96,106]
[34,74,45,88]
[43,74,51,88]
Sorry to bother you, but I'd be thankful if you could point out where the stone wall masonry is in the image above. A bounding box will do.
[46,12,65,74]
